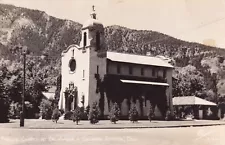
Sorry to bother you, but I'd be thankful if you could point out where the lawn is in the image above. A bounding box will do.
[0,119,224,129]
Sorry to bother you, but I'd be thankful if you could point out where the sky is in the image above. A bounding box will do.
[1,0,225,48]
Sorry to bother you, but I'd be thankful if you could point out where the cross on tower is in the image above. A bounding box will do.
[91,5,96,19]
[92,5,95,12]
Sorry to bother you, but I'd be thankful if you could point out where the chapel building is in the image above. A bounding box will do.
[58,7,174,119]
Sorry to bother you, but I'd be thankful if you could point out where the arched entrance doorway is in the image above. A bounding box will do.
[64,85,78,112]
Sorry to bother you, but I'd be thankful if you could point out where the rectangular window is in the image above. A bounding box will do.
[97,65,99,74]
[117,64,121,74]
[163,69,167,78]
[141,67,144,76]
[152,67,155,76]
[129,65,133,75]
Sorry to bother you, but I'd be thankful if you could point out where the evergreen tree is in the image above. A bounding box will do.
[85,105,90,119]
[51,106,61,123]
[72,107,82,125]
[148,103,154,122]
[108,102,120,124]
[129,104,139,123]
[88,102,100,124]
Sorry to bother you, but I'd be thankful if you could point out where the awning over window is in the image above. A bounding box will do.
[173,96,217,106]
[120,79,169,86]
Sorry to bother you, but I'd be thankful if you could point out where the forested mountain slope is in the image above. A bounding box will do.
[0,3,225,105]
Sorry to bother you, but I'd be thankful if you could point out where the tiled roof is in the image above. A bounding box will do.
[106,51,174,68]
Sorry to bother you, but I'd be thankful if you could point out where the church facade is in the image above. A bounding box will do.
[58,7,174,119]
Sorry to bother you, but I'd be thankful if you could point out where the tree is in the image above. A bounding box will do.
[39,99,54,120]
[54,74,61,104]
[172,65,206,97]
[108,102,120,124]
[72,107,82,125]
[0,77,10,123]
[52,107,61,123]
[129,104,139,123]
[147,103,154,122]
[84,105,90,116]
[88,102,100,124]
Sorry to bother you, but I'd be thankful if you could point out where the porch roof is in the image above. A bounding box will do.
[173,96,217,106]
[120,79,169,86]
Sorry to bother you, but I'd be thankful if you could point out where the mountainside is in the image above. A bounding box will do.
[0,3,225,101]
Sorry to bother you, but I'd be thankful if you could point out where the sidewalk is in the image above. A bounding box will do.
[0,119,225,129]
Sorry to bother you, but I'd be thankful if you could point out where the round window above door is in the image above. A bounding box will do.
[69,58,76,72]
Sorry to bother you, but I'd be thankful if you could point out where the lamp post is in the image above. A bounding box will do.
[20,46,28,127]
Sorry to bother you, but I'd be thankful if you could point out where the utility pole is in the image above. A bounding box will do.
[20,46,28,127]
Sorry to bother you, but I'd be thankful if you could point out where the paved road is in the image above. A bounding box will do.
[0,126,224,145]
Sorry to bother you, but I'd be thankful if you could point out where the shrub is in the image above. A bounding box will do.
[52,107,61,123]
[165,109,173,121]
[147,103,154,122]
[0,97,10,123]
[24,101,35,119]
[72,107,82,125]
[10,101,37,119]
[129,104,139,123]
[88,102,100,124]
[108,102,120,124]
[39,99,53,120]
[9,102,21,119]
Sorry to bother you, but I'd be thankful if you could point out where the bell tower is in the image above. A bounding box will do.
[79,6,107,109]
[80,5,105,51]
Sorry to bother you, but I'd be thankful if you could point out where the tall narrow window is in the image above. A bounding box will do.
[129,65,133,75]
[97,65,99,74]
[163,69,167,78]
[117,64,121,74]
[72,49,74,57]
[83,32,87,47]
[141,67,144,76]
[96,32,100,50]
[83,70,85,79]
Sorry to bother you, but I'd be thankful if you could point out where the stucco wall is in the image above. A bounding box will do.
[88,48,107,108]
[59,45,90,110]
